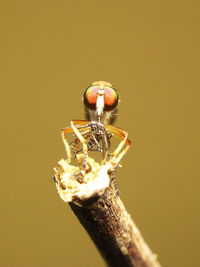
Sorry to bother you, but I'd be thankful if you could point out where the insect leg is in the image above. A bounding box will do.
[102,131,111,162]
[90,131,102,151]
[61,131,72,163]
[70,120,91,168]
[105,124,131,166]
[61,120,91,163]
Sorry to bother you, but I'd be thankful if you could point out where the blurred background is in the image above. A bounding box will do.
[1,1,199,266]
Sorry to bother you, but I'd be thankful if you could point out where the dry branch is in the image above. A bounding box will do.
[54,154,162,267]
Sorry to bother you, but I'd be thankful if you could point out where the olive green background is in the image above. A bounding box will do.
[1,1,199,266]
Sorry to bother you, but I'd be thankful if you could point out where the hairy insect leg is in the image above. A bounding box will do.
[61,120,91,134]
[90,131,102,151]
[70,121,88,159]
[110,144,130,167]
[102,131,111,162]
[61,132,72,163]
[61,120,90,163]
[105,124,131,166]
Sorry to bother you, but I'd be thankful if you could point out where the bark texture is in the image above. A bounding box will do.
[69,177,161,267]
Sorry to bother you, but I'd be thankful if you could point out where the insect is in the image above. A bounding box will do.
[61,81,131,167]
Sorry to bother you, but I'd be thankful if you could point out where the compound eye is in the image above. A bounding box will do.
[83,85,119,111]
[83,86,99,110]
[103,86,118,111]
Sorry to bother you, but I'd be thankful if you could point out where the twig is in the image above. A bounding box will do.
[54,154,162,267]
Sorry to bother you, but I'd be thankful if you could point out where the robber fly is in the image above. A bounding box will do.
[61,81,131,163]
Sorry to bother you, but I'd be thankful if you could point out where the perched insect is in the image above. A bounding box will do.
[61,81,131,165]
